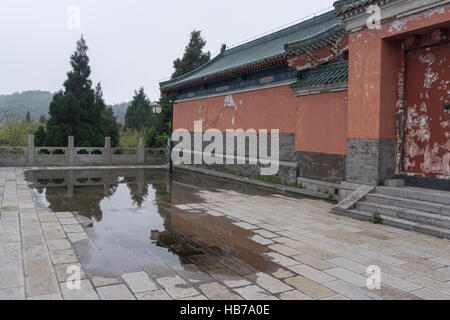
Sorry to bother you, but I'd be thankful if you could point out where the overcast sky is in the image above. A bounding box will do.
[0,0,334,104]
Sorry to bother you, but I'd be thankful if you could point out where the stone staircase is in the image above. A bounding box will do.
[333,186,450,239]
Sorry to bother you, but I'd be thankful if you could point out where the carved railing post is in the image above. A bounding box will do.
[27,135,35,165]
[66,170,74,198]
[138,137,145,164]
[68,136,75,166]
[104,137,112,165]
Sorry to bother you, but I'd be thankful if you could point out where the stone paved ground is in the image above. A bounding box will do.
[1,167,450,300]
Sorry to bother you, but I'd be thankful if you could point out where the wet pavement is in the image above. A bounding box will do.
[1,167,450,300]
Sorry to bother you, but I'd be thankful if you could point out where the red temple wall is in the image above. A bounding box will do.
[173,85,348,155]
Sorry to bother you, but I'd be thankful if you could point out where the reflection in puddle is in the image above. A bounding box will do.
[24,168,302,279]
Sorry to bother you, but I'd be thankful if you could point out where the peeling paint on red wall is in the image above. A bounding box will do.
[287,35,349,71]
[403,42,450,178]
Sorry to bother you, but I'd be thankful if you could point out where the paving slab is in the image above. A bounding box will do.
[136,289,172,300]
[24,258,54,275]
[156,276,200,299]
[0,287,25,300]
[26,273,60,298]
[249,272,293,294]
[233,285,278,300]
[323,280,382,300]
[121,271,158,293]
[50,249,78,264]
[199,282,243,300]
[284,276,335,299]
[209,269,251,288]
[278,290,313,300]
[47,239,71,251]
[92,276,120,287]
[97,284,136,300]
[288,264,336,284]
[60,279,98,300]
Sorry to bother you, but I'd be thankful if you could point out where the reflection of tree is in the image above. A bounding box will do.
[127,182,149,208]
[104,183,118,198]
[65,185,118,222]
[29,168,199,268]
[34,184,118,222]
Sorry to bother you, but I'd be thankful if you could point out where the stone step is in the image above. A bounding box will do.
[332,207,450,240]
[365,193,450,216]
[356,201,450,229]
[376,186,450,206]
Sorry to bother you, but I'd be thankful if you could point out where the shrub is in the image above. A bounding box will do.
[370,212,383,224]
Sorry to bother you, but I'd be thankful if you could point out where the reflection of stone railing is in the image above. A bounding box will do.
[0,135,168,167]
[25,168,169,199]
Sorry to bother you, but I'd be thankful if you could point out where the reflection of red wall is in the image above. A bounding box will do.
[170,208,281,272]
[174,86,348,155]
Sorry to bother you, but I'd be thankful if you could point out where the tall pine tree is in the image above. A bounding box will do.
[171,30,211,79]
[146,30,210,148]
[44,36,119,147]
[125,87,152,131]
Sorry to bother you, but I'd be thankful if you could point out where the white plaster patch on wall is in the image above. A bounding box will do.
[419,53,436,65]
[197,102,206,123]
[421,145,450,175]
[406,104,431,144]
[224,95,237,110]
[424,67,439,89]
[405,135,423,159]
[420,102,427,113]
[437,79,449,91]
[440,138,450,176]
[388,19,407,33]
[387,5,447,35]
[444,139,450,151]
[404,154,416,171]
[441,120,449,129]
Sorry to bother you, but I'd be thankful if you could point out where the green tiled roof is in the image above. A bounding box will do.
[333,0,378,14]
[160,10,343,91]
[291,61,348,89]
[284,24,346,54]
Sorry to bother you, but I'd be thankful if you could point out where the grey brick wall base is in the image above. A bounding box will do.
[346,138,395,185]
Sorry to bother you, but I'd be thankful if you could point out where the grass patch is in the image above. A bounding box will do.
[370,211,383,224]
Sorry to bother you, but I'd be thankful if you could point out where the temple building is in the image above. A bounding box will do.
[160,0,450,197]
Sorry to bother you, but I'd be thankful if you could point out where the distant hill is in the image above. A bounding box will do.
[0,90,53,123]
[110,102,130,123]
[0,90,131,125]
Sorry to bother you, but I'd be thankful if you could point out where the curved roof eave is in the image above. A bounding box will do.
[160,9,344,92]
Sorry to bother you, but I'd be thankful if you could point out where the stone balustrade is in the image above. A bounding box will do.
[0,135,168,167]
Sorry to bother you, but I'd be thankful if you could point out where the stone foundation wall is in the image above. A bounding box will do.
[296,151,346,183]
[346,138,395,185]
[173,132,348,186]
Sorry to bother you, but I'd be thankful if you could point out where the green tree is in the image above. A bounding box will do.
[25,111,31,122]
[146,31,210,148]
[45,36,119,147]
[125,88,152,131]
[0,112,41,146]
[35,126,47,147]
[145,96,172,148]
[171,30,211,79]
